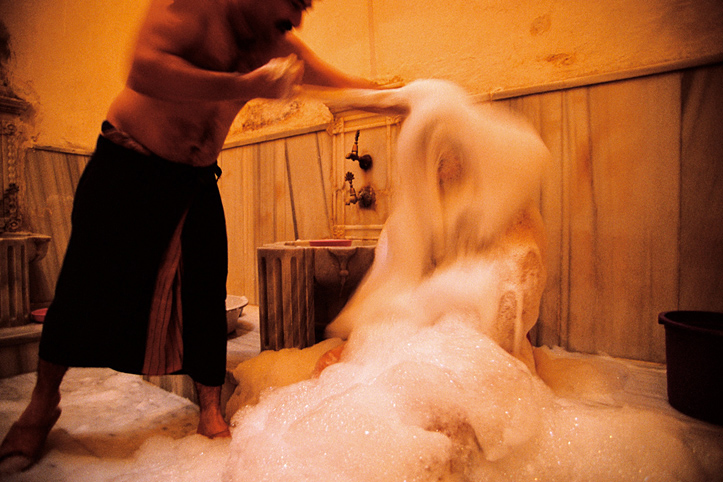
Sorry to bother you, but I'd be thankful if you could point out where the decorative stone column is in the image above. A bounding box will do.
[0,232,51,377]
[0,233,51,328]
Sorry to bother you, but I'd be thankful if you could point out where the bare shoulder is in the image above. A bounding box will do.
[138,0,208,48]
[136,0,235,69]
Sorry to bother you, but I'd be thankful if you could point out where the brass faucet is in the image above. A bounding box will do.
[345,172,375,208]
[346,130,373,171]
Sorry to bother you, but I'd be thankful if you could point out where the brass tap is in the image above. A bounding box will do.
[346,130,373,171]
[345,172,375,208]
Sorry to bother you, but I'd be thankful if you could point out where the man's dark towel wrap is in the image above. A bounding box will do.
[39,134,228,387]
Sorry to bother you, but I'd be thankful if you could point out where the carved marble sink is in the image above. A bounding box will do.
[257,239,376,350]
[1,232,52,327]
[0,232,52,377]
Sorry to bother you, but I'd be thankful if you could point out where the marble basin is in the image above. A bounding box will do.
[257,239,376,350]
[226,295,249,334]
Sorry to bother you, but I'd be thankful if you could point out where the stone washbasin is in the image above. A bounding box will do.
[257,239,376,350]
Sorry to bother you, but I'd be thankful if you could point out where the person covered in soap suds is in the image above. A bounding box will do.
[0,0,377,473]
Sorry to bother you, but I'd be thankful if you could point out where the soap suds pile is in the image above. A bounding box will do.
[224,286,722,481]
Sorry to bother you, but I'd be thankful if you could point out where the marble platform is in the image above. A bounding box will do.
[0,306,262,481]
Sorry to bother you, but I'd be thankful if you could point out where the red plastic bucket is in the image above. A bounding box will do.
[658,311,723,425]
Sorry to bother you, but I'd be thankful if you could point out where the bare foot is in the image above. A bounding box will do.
[0,360,66,473]
[195,382,231,439]
[0,407,61,473]
[197,413,231,439]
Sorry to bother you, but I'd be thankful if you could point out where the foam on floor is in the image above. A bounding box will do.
[224,313,723,481]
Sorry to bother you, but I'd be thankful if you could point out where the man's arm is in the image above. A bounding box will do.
[282,34,379,89]
[127,47,303,103]
[125,0,303,103]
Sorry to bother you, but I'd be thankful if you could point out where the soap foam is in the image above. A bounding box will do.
[225,312,723,481]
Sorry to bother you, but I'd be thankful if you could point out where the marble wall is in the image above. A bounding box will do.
[20,63,723,363]
[23,147,89,305]
[3,1,722,152]
[503,64,723,362]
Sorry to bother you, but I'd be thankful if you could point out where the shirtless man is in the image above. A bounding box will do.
[0,0,376,473]
[109,0,375,167]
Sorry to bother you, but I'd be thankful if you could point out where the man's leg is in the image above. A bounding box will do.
[194,381,230,438]
[182,175,230,440]
[0,359,67,472]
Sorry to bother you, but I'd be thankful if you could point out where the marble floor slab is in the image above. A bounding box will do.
[0,306,263,481]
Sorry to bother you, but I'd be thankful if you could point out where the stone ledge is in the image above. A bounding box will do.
[0,323,43,347]
[0,324,42,378]
[0,94,29,116]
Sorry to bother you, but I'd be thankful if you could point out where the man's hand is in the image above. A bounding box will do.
[253,54,305,99]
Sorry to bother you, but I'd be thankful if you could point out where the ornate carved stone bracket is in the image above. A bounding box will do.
[1,119,22,233]
[1,182,20,232]
[1,95,28,234]
[0,95,29,116]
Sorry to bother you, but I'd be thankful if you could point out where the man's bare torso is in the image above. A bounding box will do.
[107,90,241,166]
[106,0,294,166]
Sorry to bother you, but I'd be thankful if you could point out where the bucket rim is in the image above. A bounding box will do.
[658,310,723,337]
